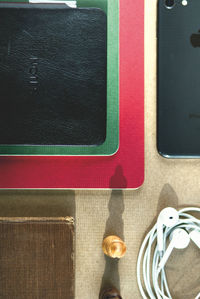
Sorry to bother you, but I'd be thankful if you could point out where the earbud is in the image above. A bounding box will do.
[189,229,200,248]
[157,228,190,273]
[157,207,179,254]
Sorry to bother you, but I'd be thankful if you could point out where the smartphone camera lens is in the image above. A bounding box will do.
[165,0,175,8]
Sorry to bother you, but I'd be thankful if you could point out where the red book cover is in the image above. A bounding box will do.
[0,0,144,189]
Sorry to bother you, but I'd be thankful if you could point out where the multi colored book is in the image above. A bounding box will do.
[0,0,144,189]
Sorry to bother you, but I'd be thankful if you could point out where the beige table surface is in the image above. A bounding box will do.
[0,1,200,298]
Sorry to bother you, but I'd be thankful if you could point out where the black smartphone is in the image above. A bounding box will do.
[157,0,200,158]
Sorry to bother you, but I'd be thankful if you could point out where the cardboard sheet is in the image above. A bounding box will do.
[0,1,200,298]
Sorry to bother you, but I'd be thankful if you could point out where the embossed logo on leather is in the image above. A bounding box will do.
[29,57,38,91]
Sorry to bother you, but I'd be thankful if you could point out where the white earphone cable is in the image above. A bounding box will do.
[137,207,200,299]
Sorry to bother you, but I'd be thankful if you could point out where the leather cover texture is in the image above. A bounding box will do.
[0,4,107,146]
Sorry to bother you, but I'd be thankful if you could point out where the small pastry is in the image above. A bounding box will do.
[102,235,126,258]
[99,287,122,299]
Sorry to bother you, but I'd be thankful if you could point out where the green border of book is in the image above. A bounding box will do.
[0,0,119,156]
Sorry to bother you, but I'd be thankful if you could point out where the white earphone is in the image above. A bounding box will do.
[157,228,190,273]
[157,207,179,254]
[137,206,200,299]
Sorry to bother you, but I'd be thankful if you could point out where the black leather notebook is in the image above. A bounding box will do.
[0,4,107,146]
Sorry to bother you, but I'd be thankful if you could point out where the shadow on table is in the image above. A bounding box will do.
[99,165,127,296]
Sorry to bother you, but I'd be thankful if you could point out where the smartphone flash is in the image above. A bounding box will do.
[182,0,187,6]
